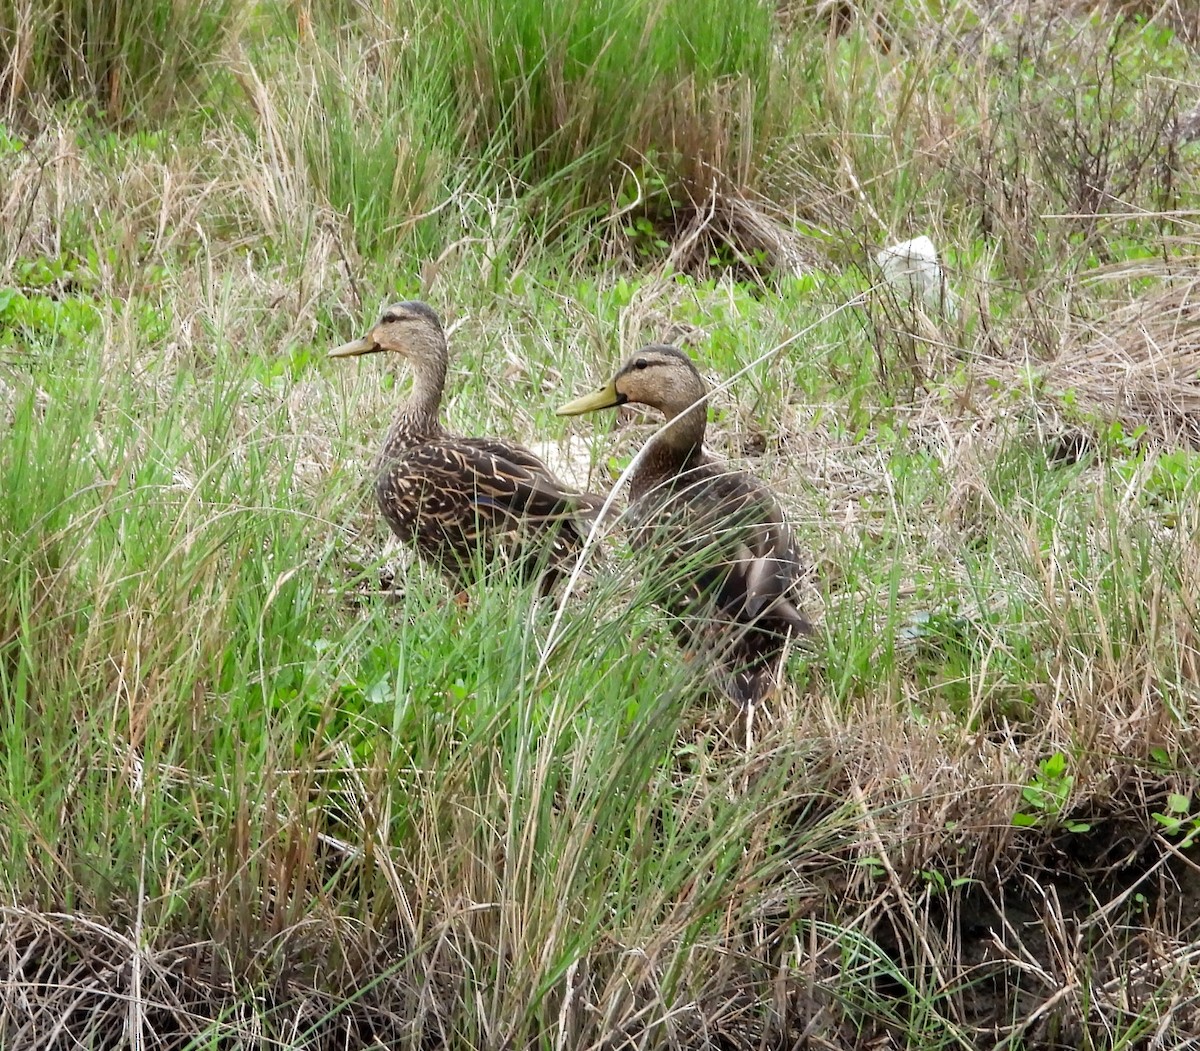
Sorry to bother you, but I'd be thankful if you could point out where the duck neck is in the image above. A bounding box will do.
[382,351,447,457]
[632,400,707,495]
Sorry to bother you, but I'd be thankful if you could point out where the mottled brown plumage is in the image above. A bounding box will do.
[331,301,601,592]
[557,345,811,705]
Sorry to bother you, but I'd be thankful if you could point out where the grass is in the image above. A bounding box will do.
[2,0,1200,1047]
[0,0,239,126]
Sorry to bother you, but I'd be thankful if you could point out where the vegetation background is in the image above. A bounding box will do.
[1,0,1199,1047]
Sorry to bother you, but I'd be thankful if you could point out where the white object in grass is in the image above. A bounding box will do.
[875,235,950,313]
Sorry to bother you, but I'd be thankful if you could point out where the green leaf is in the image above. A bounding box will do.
[1149,746,1173,770]
[1166,793,1191,815]
[1042,752,1067,779]
[1153,813,1182,833]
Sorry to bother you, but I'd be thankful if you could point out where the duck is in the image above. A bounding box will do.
[556,344,810,705]
[331,301,601,595]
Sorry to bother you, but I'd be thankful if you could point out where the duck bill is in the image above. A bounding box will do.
[556,381,624,416]
[328,337,382,358]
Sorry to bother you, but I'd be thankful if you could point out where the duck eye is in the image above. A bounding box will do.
[634,359,648,370]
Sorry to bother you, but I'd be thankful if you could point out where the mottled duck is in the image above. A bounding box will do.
[557,344,810,705]
[331,301,601,594]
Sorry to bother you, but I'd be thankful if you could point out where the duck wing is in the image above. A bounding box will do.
[464,437,604,518]
[384,438,597,531]
[632,461,810,637]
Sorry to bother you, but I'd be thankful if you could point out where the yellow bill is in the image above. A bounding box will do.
[328,337,382,359]
[555,380,623,416]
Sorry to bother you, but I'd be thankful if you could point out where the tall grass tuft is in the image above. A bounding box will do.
[297,0,793,237]
[241,20,480,266]
[297,33,463,260]
[0,0,238,126]
[446,0,779,201]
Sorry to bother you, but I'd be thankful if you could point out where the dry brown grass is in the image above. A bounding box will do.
[1057,268,1200,444]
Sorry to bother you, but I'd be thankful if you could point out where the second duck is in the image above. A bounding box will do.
[557,345,811,705]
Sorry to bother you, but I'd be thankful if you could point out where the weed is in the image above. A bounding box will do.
[1012,752,1091,833]
[1152,792,1200,848]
